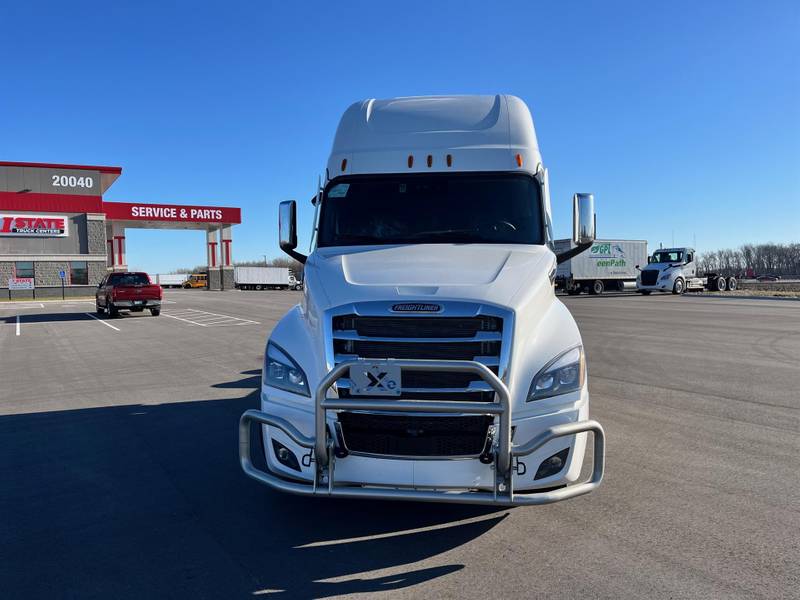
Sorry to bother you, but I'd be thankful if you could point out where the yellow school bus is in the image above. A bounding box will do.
[182,273,208,289]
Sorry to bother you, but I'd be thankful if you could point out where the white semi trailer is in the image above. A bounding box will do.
[554,238,647,295]
[239,95,606,506]
[636,247,737,294]
[150,273,189,288]
[234,266,300,290]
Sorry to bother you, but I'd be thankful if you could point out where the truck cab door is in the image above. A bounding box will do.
[684,251,696,277]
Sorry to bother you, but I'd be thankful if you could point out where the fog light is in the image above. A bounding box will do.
[534,447,570,480]
[272,440,301,472]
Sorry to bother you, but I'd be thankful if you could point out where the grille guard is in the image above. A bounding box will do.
[239,359,605,506]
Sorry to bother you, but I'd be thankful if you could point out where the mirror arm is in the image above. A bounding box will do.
[280,245,308,264]
[555,242,592,265]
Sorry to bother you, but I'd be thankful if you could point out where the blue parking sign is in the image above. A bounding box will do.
[59,270,66,279]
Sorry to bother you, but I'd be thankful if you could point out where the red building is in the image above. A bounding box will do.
[0,161,241,297]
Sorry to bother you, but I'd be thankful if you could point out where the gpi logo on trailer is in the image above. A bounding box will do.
[590,242,627,267]
[0,214,68,237]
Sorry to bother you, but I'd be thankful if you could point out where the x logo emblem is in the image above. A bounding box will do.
[366,371,388,389]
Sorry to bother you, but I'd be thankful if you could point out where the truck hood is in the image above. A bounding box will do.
[306,244,555,312]
[642,263,681,275]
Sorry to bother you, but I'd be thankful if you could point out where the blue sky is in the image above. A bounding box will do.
[2,1,798,272]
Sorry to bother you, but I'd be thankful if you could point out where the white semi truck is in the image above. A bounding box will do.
[239,95,605,506]
[234,266,300,290]
[636,247,737,294]
[554,238,648,295]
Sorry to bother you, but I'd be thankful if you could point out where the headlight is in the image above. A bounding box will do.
[527,346,585,401]
[264,342,310,397]
[659,273,671,281]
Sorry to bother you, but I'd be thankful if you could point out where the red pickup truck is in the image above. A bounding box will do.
[96,272,162,317]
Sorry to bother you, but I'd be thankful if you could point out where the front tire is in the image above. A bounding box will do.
[96,303,105,315]
[639,290,652,295]
[672,278,685,295]
[108,304,119,318]
[589,280,604,295]
[150,308,160,316]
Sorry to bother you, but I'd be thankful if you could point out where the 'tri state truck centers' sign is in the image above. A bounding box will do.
[0,214,68,237]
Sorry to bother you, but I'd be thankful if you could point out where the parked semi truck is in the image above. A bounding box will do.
[636,247,737,294]
[234,266,301,290]
[150,273,189,288]
[554,238,647,295]
[239,95,606,506]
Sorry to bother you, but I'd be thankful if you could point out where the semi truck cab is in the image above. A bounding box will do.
[239,95,606,506]
[636,247,737,294]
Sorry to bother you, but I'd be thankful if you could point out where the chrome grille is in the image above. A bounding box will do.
[332,312,504,403]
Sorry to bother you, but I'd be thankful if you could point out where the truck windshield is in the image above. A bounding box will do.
[317,173,544,247]
[651,251,683,263]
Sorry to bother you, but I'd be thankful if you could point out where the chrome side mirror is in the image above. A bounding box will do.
[573,193,596,245]
[279,200,307,263]
[555,193,597,265]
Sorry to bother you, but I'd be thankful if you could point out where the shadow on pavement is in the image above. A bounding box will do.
[3,311,99,324]
[0,373,506,598]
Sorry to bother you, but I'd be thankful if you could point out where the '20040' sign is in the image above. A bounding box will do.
[0,214,68,237]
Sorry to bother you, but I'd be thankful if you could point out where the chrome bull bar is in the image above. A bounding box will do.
[239,359,605,506]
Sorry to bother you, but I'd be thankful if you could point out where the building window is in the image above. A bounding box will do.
[70,261,89,285]
[15,261,34,279]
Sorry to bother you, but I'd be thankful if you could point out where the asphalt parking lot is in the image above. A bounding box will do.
[1,290,798,599]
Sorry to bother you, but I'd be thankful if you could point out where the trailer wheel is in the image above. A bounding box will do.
[589,280,604,295]
[255,285,263,291]
[672,278,685,295]
[727,277,737,291]
[715,276,727,292]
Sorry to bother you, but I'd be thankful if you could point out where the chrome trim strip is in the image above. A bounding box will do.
[337,378,493,394]
[331,330,502,343]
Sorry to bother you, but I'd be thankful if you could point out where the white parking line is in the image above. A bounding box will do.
[0,303,45,310]
[162,313,204,326]
[16,315,20,336]
[162,308,259,327]
[85,312,121,331]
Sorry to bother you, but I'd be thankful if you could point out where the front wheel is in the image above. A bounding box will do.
[96,303,105,315]
[150,308,160,316]
[108,304,119,318]
[639,290,652,295]
[589,280,605,295]
[672,278,684,295]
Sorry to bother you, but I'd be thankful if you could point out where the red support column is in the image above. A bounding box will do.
[114,236,125,267]
[222,239,231,266]
[208,241,218,267]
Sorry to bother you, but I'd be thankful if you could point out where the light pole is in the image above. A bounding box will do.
[263,254,268,267]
